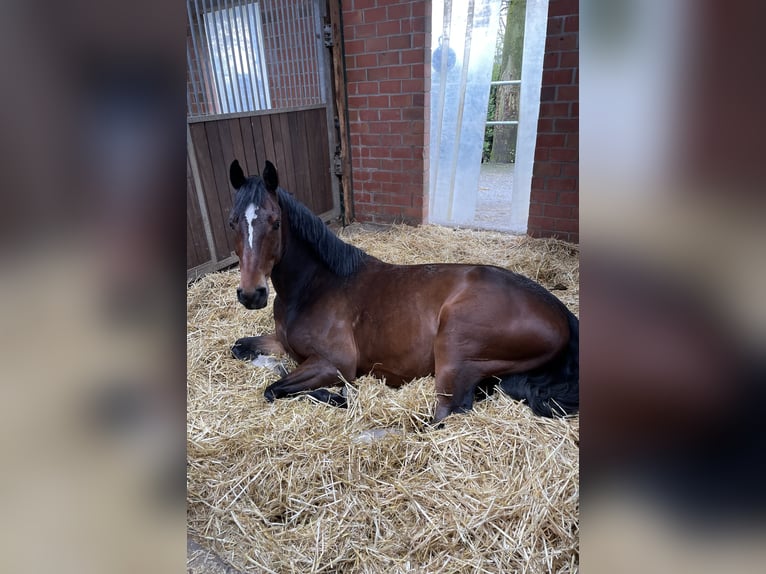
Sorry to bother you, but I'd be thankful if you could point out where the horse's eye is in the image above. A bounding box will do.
[272,221,281,231]
[229,219,237,230]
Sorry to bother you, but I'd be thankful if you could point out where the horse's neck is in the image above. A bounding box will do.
[270,224,330,303]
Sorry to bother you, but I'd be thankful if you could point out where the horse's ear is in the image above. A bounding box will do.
[263,160,279,192]
[229,159,246,190]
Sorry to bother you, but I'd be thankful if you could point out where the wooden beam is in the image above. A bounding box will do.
[328,0,355,224]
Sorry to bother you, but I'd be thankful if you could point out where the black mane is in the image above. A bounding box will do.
[230,176,368,276]
[277,188,369,276]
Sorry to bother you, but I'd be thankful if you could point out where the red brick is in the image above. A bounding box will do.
[544,52,559,69]
[369,122,391,134]
[536,133,566,147]
[358,109,379,122]
[389,35,412,50]
[528,215,555,230]
[564,15,579,33]
[540,86,556,101]
[371,171,393,183]
[566,132,579,148]
[355,23,376,38]
[355,81,379,95]
[344,10,363,25]
[534,148,550,161]
[410,64,425,79]
[348,95,369,109]
[545,177,577,191]
[534,162,561,177]
[557,85,578,101]
[390,94,412,107]
[350,0,376,9]
[387,3,411,20]
[347,68,366,83]
[546,33,578,52]
[391,146,414,159]
[549,0,579,18]
[529,203,544,216]
[368,95,390,107]
[550,148,578,161]
[364,6,387,23]
[377,20,401,36]
[389,65,411,79]
[401,48,423,64]
[537,118,554,133]
[401,78,424,92]
[543,204,574,218]
[561,164,579,178]
[531,190,558,203]
[366,37,388,52]
[355,53,377,68]
[553,218,578,233]
[345,40,365,56]
[379,108,401,121]
[554,118,578,132]
[543,69,574,85]
[547,17,564,35]
[366,67,388,81]
[539,103,569,117]
[560,51,578,67]
[378,51,400,66]
[379,80,401,93]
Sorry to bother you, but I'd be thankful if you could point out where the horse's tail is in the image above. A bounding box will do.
[498,307,579,418]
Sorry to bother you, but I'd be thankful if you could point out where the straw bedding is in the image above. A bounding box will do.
[187,224,579,573]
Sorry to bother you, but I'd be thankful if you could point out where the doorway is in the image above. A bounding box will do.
[428,0,549,233]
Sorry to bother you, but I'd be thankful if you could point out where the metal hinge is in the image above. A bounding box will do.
[333,151,343,175]
[323,24,333,47]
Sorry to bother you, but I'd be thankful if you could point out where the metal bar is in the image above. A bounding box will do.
[490,80,521,85]
[235,2,254,110]
[313,0,327,104]
[485,120,519,125]
[254,3,272,109]
[297,1,310,104]
[429,0,453,209]
[186,48,198,117]
[279,0,296,107]
[269,0,286,107]
[186,5,204,117]
[194,0,217,114]
[289,1,302,105]
[446,0,475,221]
[186,103,326,124]
[227,0,249,111]
[217,0,241,112]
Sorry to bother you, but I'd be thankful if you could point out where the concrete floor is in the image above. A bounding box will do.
[472,162,515,231]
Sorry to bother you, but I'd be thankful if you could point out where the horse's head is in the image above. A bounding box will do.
[228,159,282,310]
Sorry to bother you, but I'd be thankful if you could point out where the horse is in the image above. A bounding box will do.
[227,159,578,424]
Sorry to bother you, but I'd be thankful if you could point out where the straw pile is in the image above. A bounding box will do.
[187,224,579,573]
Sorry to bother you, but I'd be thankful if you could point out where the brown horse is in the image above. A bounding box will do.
[228,160,578,423]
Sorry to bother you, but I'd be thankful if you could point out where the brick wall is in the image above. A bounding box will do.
[527,0,579,243]
[342,0,429,224]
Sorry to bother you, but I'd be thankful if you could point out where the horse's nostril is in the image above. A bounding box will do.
[256,287,267,297]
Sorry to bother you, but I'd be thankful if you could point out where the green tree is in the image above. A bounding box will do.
[489,0,525,163]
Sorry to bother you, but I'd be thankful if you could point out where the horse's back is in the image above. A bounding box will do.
[348,262,571,382]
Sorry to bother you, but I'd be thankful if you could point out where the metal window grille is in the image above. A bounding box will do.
[187,0,325,119]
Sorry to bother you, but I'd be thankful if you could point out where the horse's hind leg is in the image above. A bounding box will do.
[432,362,484,424]
[231,335,285,361]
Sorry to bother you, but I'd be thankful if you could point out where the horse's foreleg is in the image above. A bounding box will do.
[263,355,345,403]
[231,335,286,361]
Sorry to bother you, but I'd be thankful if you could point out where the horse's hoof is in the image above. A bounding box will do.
[264,388,276,402]
[231,341,258,361]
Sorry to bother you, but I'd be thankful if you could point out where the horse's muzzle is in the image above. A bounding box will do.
[237,287,268,309]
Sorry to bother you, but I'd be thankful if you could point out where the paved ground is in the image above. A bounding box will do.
[473,162,515,230]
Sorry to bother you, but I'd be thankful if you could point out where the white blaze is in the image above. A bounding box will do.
[244,203,258,248]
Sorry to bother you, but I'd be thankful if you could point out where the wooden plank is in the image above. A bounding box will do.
[187,103,326,124]
[229,118,248,174]
[186,154,211,269]
[288,110,316,210]
[203,121,237,260]
[308,108,335,213]
[187,126,216,267]
[278,112,298,198]
[250,114,268,175]
[190,122,230,263]
[328,0,354,223]
[238,117,259,176]
[259,114,277,175]
[269,113,290,192]
[187,254,240,284]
